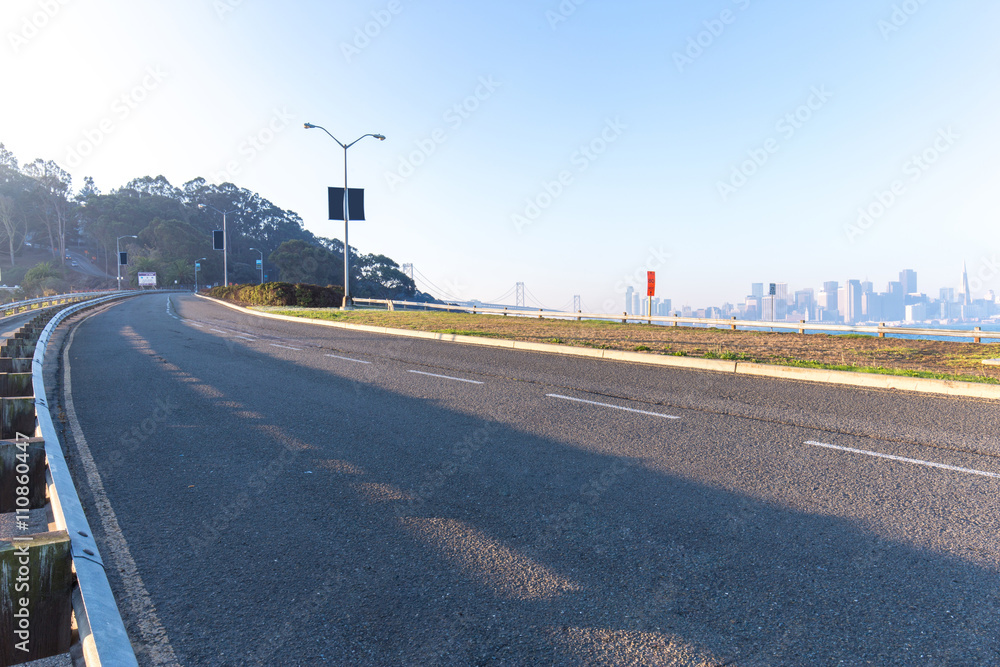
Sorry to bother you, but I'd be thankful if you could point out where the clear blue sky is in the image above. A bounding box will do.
[3,0,998,310]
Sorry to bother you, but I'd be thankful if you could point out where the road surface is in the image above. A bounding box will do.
[55,293,1000,665]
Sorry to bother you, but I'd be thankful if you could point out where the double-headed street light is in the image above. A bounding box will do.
[116,235,137,290]
[249,248,264,284]
[194,257,207,292]
[304,122,385,309]
[198,204,238,286]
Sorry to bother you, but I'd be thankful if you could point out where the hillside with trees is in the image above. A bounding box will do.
[0,142,423,300]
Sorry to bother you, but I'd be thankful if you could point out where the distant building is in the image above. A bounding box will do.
[846,279,863,323]
[863,292,883,322]
[962,261,972,306]
[940,287,955,303]
[751,283,764,299]
[625,286,634,314]
[818,281,839,322]
[900,269,917,295]
[905,303,927,322]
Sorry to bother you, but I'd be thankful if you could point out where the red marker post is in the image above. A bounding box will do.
[647,271,655,322]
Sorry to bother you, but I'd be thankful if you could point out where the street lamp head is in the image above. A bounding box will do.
[374,134,386,141]
[197,204,206,210]
[304,123,317,129]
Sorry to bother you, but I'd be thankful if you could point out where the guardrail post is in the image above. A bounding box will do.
[799,320,805,335]
[621,311,626,324]
[974,327,982,344]
[503,307,507,317]
[0,437,47,511]
[1,398,35,440]
[577,309,582,322]
[538,309,543,319]
[731,316,737,331]
[0,531,75,664]
[879,323,886,338]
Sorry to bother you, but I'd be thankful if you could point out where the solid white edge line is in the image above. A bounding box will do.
[233,335,257,341]
[269,343,303,351]
[325,354,371,364]
[407,370,483,384]
[64,310,180,665]
[804,441,1000,479]
[546,394,680,419]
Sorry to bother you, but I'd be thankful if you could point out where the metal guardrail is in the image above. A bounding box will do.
[352,298,1000,343]
[30,292,139,666]
[1,292,118,319]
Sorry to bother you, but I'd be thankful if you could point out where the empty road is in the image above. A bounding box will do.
[55,293,1000,665]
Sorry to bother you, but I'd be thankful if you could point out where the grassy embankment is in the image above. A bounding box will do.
[251,306,1000,385]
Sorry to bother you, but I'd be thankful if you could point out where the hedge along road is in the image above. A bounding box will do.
[56,293,1000,665]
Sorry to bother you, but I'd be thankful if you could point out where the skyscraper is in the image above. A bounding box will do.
[846,279,863,324]
[625,286,634,314]
[900,269,917,295]
[962,261,972,306]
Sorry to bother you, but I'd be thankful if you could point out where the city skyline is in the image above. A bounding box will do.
[615,264,999,324]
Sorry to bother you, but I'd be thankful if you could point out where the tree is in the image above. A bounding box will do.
[0,195,26,267]
[23,261,63,293]
[269,239,341,286]
[22,159,72,264]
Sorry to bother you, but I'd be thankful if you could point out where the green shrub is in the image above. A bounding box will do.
[207,282,343,307]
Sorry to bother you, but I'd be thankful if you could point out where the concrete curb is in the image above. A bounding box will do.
[194,295,1000,401]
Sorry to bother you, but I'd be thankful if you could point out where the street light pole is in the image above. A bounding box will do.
[249,248,264,285]
[304,123,385,309]
[199,204,237,286]
[116,235,137,290]
[194,257,207,292]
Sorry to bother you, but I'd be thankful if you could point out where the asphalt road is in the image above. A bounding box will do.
[65,248,114,279]
[56,293,1000,666]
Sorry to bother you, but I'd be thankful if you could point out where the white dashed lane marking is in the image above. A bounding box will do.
[805,441,1000,479]
[547,394,680,420]
[407,370,483,385]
